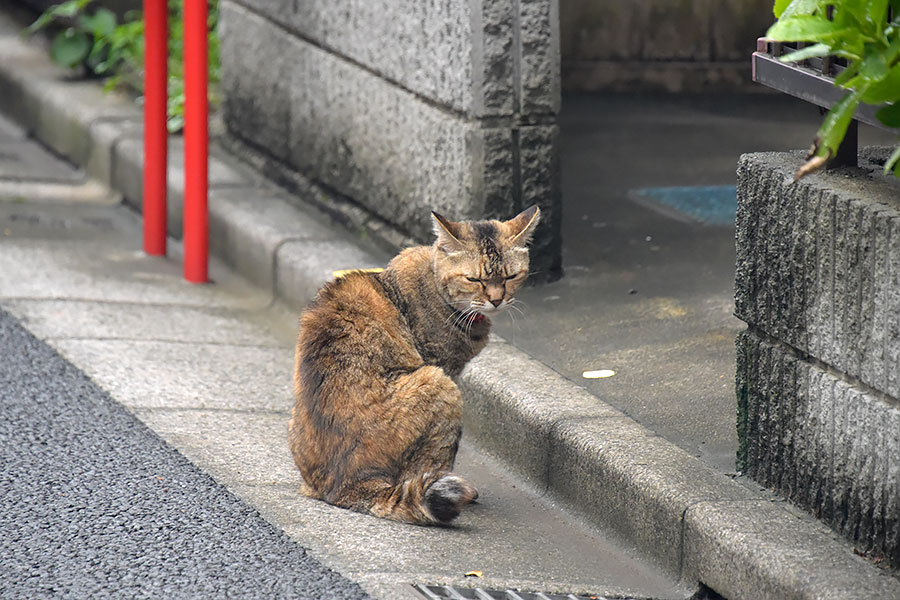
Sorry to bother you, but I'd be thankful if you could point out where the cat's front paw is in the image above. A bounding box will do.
[425,474,478,524]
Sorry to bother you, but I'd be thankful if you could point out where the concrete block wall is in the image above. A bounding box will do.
[218,0,562,278]
[560,0,774,92]
[735,150,900,567]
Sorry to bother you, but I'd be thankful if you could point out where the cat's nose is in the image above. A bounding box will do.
[490,298,503,307]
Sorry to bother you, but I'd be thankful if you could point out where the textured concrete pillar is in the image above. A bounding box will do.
[735,149,900,567]
[219,0,562,279]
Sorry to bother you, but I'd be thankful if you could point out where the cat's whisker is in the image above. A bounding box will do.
[508,297,529,310]
[505,307,520,331]
[506,303,525,320]
[455,303,477,334]
[449,309,468,329]
[505,298,526,317]
[450,306,479,330]
[444,310,461,327]
[522,269,549,286]
[444,303,474,327]
[503,300,527,337]
[465,311,478,337]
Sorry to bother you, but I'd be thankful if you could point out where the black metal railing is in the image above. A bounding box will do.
[751,6,897,166]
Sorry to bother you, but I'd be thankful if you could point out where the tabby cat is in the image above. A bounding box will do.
[288,205,540,525]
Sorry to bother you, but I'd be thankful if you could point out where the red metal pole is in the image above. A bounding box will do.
[183,0,209,283]
[142,0,167,256]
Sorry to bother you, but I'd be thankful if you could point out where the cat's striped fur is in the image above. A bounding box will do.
[288,206,540,525]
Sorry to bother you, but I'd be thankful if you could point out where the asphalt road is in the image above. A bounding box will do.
[0,306,370,600]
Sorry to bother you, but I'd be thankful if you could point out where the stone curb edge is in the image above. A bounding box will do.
[1,16,897,600]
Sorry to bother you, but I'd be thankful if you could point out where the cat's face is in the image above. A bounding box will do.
[431,206,540,319]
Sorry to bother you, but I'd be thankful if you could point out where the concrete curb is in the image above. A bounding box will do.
[2,13,898,599]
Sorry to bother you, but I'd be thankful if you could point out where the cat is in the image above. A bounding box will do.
[288,205,540,525]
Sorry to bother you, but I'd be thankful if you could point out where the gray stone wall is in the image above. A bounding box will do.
[560,0,773,92]
[219,0,562,278]
[735,149,900,567]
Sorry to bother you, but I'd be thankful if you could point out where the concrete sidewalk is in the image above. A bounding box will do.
[492,92,897,474]
[1,5,898,599]
[0,114,682,599]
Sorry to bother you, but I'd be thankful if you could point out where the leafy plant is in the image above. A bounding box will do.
[26,0,220,133]
[165,0,221,133]
[766,0,900,179]
[25,0,144,90]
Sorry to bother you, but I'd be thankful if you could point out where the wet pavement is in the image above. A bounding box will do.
[493,92,898,472]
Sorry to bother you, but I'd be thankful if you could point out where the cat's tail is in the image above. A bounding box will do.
[369,472,478,525]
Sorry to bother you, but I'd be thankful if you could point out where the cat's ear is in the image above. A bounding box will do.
[505,205,541,247]
[432,211,466,253]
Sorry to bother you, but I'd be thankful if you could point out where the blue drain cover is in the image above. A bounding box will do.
[630,185,737,226]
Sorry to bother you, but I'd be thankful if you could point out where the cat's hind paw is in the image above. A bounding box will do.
[425,474,478,524]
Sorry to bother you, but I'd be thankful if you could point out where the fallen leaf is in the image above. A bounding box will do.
[583,369,616,379]
[464,570,483,578]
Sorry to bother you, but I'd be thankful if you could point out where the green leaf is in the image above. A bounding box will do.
[25,0,93,34]
[79,8,117,37]
[86,36,107,67]
[50,28,91,68]
[834,62,861,87]
[766,15,855,43]
[884,144,900,176]
[53,0,88,19]
[864,0,890,35]
[830,2,874,36]
[774,0,793,18]
[861,65,900,104]
[778,42,832,62]
[25,11,57,35]
[776,0,823,18]
[816,91,862,158]
[856,49,890,84]
[166,114,184,134]
[876,102,900,127]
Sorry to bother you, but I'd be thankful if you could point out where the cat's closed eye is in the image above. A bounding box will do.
[466,273,521,283]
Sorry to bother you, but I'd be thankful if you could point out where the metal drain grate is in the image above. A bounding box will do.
[412,584,635,600]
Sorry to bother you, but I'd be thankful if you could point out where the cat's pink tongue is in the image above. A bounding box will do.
[471,313,487,324]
